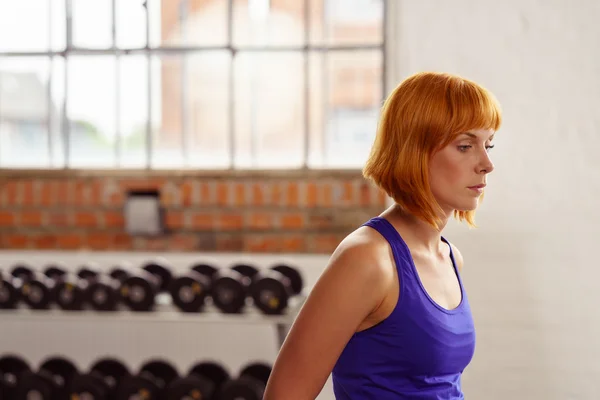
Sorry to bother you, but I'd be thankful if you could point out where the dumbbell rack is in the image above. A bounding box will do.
[0,292,306,349]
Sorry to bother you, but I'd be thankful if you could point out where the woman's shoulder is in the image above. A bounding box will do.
[326,225,396,284]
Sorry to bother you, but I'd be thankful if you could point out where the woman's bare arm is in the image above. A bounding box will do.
[264,233,392,400]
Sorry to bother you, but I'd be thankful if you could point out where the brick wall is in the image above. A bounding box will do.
[0,170,387,253]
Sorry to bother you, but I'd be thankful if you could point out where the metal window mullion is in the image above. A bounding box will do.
[47,0,54,167]
[112,0,122,167]
[63,0,73,168]
[180,0,190,168]
[144,0,152,169]
[227,0,235,169]
[302,0,310,168]
[321,1,330,167]
[382,0,388,102]
[0,44,381,58]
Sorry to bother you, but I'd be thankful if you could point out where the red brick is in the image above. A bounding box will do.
[181,181,194,206]
[57,234,82,249]
[39,181,54,206]
[216,234,244,251]
[166,210,184,229]
[191,212,214,229]
[170,233,198,250]
[48,211,71,226]
[104,212,124,228]
[219,213,243,230]
[281,235,306,252]
[86,233,113,249]
[113,233,133,249]
[280,213,304,229]
[56,181,70,205]
[306,182,318,207]
[342,181,354,205]
[216,182,229,205]
[33,234,56,249]
[199,182,212,204]
[0,212,14,226]
[75,212,97,228]
[6,234,29,248]
[234,183,246,206]
[247,213,272,230]
[21,211,42,226]
[286,182,299,207]
[359,182,372,206]
[321,183,333,207]
[244,235,281,253]
[251,183,265,206]
[270,182,283,206]
[22,181,34,206]
[3,181,20,205]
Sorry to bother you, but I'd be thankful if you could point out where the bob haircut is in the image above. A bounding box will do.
[363,71,502,230]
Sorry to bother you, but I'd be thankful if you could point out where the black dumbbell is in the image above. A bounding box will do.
[169,262,219,313]
[16,356,79,400]
[43,264,68,282]
[219,362,272,400]
[85,263,133,312]
[70,358,130,399]
[117,360,179,400]
[210,263,259,314]
[0,355,31,399]
[120,260,173,312]
[0,268,26,309]
[167,361,230,400]
[52,264,102,311]
[250,263,304,315]
[16,265,62,310]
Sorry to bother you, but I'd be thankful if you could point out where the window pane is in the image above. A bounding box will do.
[233,0,305,47]
[119,55,149,168]
[308,50,382,168]
[234,52,305,168]
[67,56,116,168]
[154,0,228,47]
[0,1,63,52]
[50,56,66,168]
[151,52,232,169]
[72,0,113,49]
[186,52,231,168]
[150,54,184,168]
[116,0,148,49]
[0,57,51,167]
[309,0,384,46]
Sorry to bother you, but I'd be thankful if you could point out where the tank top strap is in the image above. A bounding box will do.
[361,217,416,280]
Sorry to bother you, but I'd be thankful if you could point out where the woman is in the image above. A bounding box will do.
[264,71,502,399]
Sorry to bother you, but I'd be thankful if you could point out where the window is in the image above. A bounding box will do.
[0,0,386,169]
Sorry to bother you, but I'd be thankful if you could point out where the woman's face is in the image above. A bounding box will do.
[429,128,496,214]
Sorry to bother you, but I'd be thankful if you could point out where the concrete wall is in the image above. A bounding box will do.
[390,0,599,398]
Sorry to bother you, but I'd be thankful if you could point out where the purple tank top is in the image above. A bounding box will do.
[331,217,476,399]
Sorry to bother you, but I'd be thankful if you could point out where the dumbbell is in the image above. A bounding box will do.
[250,263,304,315]
[210,263,259,314]
[52,264,102,311]
[70,358,130,399]
[167,361,230,400]
[0,267,27,309]
[169,262,219,313]
[120,260,173,312]
[85,263,133,311]
[117,360,179,400]
[43,264,68,282]
[16,356,79,400]
[0,355,31,399]
[15,265,62,310]
[0,264,37,309]
[219,362,272,400]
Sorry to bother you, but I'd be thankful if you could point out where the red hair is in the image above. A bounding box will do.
[363,71,502,230]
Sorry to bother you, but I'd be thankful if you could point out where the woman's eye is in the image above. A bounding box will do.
[458,145,471,152]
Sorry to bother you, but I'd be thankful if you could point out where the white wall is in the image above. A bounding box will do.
[391,0,600,399]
